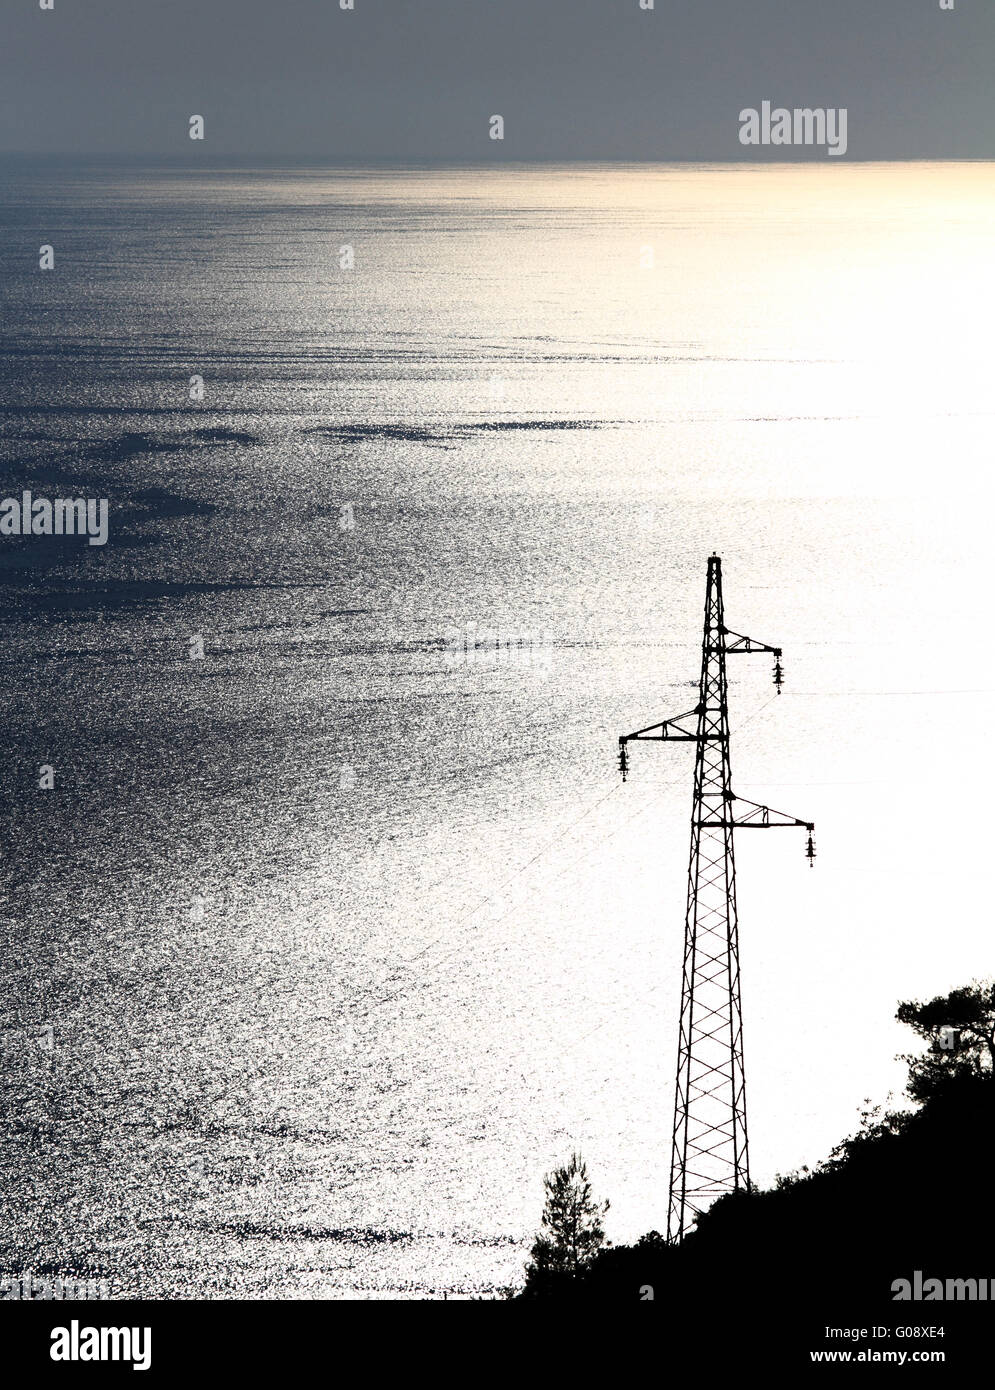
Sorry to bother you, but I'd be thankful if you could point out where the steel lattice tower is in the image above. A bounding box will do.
[619,556,814,1243]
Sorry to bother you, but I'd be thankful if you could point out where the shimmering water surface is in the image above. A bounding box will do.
[1,162,993,1297]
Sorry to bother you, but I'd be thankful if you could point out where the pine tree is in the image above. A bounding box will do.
[523,1153,609,1294]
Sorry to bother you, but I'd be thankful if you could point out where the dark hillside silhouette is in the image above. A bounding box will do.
[518,982,995,1314]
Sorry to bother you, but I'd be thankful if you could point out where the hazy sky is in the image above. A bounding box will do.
[1,0,993,160]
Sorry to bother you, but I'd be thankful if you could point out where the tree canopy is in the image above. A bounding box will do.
[897,979,994,1103]
[522,1153,609,1295]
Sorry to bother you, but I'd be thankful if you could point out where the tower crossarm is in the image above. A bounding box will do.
[618,710,711,778]
[723,629,781,657]
[701,796,813,832]
[723,628,786,691]
[620,710,701,743]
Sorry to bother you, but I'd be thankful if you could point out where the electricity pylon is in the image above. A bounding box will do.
[618,555,814,1243]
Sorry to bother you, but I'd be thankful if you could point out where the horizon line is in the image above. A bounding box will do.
[2,152,993,167]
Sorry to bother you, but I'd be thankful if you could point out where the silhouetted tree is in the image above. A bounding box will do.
[522,1153,609,1295]
[896,979,994,1103]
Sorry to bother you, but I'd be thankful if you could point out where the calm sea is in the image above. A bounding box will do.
[1,161,992,1296]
